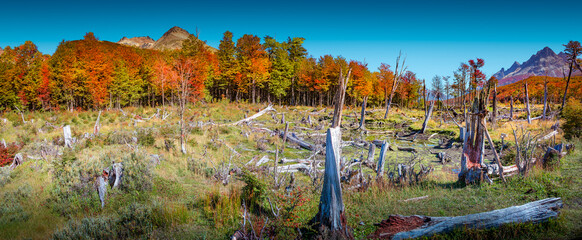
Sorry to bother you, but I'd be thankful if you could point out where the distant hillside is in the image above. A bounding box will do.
[496,75,582,103]
[0,47,3,55]
[117,26,216,52]
[492,47,578,86]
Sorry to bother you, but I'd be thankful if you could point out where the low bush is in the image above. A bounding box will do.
[562,98,582,139]
[52,202,177,240]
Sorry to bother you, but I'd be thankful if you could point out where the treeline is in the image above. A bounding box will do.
[0,32,425,111]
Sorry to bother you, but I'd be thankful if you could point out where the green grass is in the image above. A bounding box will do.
[0,103,580,239]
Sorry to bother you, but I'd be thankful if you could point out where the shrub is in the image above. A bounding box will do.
[241,171,267,213]
[0,184,32,225]
[136,128,155,147]
[201,186,241,229]
[48,151,101,216]
[119,152,153,193]
[562,98,582,139]
[0,142,22,167]
[52,202,176,240]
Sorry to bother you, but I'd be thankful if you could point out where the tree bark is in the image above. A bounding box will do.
[314,127,350,236]
[525,80,531,124]
[542,78,548,120]
[420,101,435,134]
[358,96,368,129]
[371,198,562,240]
[63,125,73,148]
[561,61,574,111]
[491,84,497,128]
[510,95,514,121]
[458,86,491,184]
[376,141,389,178]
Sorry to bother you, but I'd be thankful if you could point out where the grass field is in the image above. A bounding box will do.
[0,102,580,239]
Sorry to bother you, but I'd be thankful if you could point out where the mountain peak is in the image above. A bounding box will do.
[162,26,189,37]
[536,46,556,58]
[493,46,570,86]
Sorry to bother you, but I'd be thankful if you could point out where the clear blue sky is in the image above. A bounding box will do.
[1,0,579,81]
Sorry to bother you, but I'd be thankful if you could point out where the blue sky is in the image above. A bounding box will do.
[1,0,579,81]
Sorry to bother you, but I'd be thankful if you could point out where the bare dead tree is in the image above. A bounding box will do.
[525,80,531,124]
[174,57,195,154]
[420,99,435,134]
[542,74,548,120]
[313,67,353,239]
[358,96,368,129]
[384,52,407,119]
[458,83,492,184]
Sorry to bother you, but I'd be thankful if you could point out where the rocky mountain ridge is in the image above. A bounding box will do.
[493,47,571,86]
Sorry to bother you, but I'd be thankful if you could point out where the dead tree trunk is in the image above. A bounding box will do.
[384,52,406,119]
[525,80,531,124]
[420,100,435,134]
[510,95,514,121]
[63,125,73,148]
[94,110,102,135]
[358,96,368,129]
[542,78,548,120]
[313,67,353,239]
[481,122,506,183]
[491,84,497,128]
[376,141,389,178]
[458,85,491,184]
[371,198,562,240]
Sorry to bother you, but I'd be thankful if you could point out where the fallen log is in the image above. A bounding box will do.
[371,198,563,240]
[277,131,317,151]
[231,105,275,125]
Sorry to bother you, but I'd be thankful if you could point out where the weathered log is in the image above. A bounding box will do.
[397,146,417,153]
[376,141,389,177]
[537,130,558,143]
[277,131,317,151]
[371,198,563,240]
[481,122,506,183]
[231,105,275,125]
[256,155,270,167]
[63,125,73,148]
[277,163,311,173]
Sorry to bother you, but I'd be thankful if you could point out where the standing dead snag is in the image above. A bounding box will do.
[358,96,368,129]
[63,125,73,148]
[525,80,531,124]
[458,84,492,184]
[94,110,102,135]
[420,100,435,134]
[376,141,389,178]
[313,67,352,239]
[384,52,407,119]
[491,83,497,128]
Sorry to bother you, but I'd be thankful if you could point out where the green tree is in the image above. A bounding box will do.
[286,37,307,105]
[264,36,293,104]
[217,31,239,100]
[561,40,582,110]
